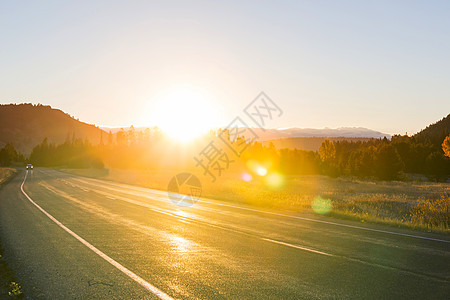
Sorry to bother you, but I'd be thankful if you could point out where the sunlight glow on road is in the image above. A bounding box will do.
[174,210,193,219]
[168,235,192,254]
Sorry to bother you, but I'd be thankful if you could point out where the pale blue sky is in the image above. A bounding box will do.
[1,0,449,134]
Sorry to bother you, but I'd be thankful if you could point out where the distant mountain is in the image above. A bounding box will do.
[100,126,155,134]
[414,114,450,147]
[235,127,391,151]
[0,103,106,155]
[100,125,391,152]
[102,126,391,140]
[240,127,391,141]
[261,137,376,151]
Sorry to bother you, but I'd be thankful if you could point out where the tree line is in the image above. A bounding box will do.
[0,142,25,166]
[319,135,450,181]
[29,137,103,169]
[240,133,450,181]
[1,126,449,182]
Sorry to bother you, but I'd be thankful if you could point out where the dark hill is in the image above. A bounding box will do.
[414,114,450,147]
[0,103,106,155]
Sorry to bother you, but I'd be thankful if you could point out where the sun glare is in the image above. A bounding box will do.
[151,87,217,142]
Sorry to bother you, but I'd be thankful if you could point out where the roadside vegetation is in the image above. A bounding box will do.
[0,168,23,298]
[0,168,17,187]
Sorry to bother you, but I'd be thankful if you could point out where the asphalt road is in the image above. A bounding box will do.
[0,168,449,299]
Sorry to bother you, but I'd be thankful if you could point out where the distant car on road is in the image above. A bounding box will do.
[26,164,33,170]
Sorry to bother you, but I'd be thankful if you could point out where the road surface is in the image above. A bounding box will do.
[0,168,449,299]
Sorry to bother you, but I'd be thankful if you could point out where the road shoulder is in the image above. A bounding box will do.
[0,168,23,298]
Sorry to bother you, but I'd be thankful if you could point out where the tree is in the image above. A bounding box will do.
[29,138,54,166]
[425,151,450,182]
[127,125,136,145]
[319,139,336,162]
[108,130,113,145]
[442,135,450,158]
[319,139,339,177]
[347,147,375,177]
[374,144,404,180]
[117,129,127,146]
[29,137,104,169]
[0,143,24,166]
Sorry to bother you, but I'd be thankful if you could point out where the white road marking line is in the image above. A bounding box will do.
[47,178,338,260]
[179,198,450,244]
[59,171,450,244]
[20,172,173,300]
[263,237,448,282]
[79,177,450,244]
[45,171,450,281]
[42,180,358,259]
[261,238,334,256]
[49,179,337,257]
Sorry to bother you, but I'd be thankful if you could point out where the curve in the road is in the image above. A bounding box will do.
[20,171,173,300]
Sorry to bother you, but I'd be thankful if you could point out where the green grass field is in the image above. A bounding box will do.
[60,168,449,233]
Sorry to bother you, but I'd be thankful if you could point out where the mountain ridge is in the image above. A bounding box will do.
[100,126,391,139]
[0,103,106,155]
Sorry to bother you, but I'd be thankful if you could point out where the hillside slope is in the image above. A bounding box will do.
[414,114,450,147]
[0,104,105,155]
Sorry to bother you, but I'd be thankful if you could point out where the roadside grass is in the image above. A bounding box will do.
[0,168,23,298]
[59,168,449,234]
[0,168,17,187]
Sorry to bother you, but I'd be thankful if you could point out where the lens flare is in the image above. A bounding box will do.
[242,172,253,182]
[256,166,267,176]
[265,173,284,189]
[246,160,268,176]
[312,196,332,215]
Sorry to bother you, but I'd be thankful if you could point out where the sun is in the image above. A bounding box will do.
[150,86,217,142]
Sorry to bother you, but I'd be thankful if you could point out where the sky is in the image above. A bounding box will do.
[1,0,449,135]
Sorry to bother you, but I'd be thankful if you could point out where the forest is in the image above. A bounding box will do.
[1,120,449,182]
